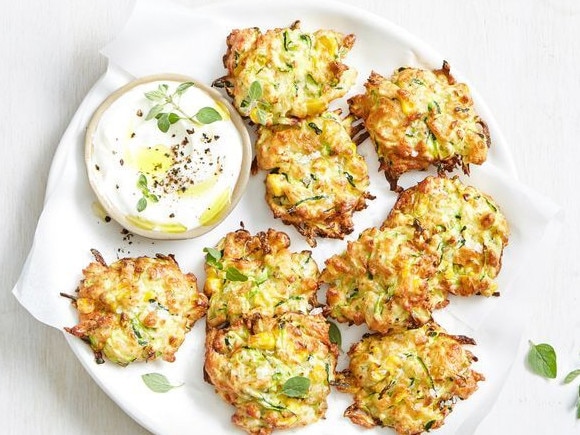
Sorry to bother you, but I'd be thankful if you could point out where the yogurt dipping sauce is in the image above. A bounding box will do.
[86,76,251,238]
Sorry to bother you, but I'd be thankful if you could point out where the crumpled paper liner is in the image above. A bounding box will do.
[13,0,563,433]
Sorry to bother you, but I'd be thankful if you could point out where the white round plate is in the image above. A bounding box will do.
[42,0,527,434]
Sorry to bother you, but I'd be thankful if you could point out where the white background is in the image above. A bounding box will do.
[2,0,580,434]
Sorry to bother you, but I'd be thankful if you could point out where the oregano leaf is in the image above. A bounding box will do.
[204,247,222,262]
[226,267,248,282]
[168,112,180,124]
[527,341,557,379]
[327,321,342,349]
[175,81,196,96]
[147,193,159,203]
[282,376,310,398]
[145,104,165,121]
[157,113,171,133]
[248,80,262,101]
[141,373,182,393]
[564,369,580,384]
[136,174,148,191]
[144,89,167,101]
[256,108,268,125]
[136,197,147,212]
[195,107,222,124]
[203,247,223,270]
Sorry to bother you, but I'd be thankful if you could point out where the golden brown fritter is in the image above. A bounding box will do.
[255,111,373,246]
[336,322,484,435]
[203,229,319,328]
[204,313,338,434]
[215,21,357,125]
[64,249,208,365]
[320,226,447,334]
[349,62,490,191]
[321,176,508,332]
[384,176,509,297]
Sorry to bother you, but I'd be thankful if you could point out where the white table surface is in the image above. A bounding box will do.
[2,0,579,433]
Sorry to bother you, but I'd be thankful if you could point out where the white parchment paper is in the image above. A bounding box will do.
[13,0,563,433]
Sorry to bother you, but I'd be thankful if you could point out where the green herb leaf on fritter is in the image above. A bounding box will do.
[282,376,311,398]
[226,267,248,282]
[203,247,223,270]
[327,321,342,349]
[248,80,262,101]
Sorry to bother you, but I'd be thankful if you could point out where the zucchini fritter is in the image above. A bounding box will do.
[349,62,490,191]
[204,313,338,434]
[336,322,484,435]
[203,229,319,328]
[321,176,508,332]
[255,111,373,246]
[384,176,509,297]
[64,250,208,365]
[216,21,357,125]
[320,226,446,334]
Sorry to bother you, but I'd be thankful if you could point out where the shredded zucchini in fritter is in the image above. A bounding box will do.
[65,251,207,365]
[256,111,372,246]
[349,62,490,191]
[337,322,483,435]
[218,21,357,125]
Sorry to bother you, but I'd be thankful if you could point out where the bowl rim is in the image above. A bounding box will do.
[85,73,252,240]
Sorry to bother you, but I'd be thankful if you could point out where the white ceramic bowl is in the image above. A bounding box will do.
[85,74,252,239]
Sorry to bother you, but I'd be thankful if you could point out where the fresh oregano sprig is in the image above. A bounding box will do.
[144,82,222,133]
